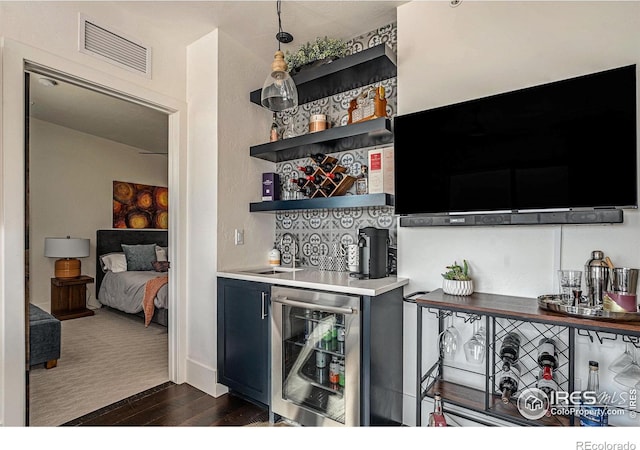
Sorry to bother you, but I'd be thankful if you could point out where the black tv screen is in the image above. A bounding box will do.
[393,65,638,217]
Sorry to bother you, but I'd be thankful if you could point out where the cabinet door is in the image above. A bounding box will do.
[217,278,270,406]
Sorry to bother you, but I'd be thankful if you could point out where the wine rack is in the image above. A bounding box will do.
[302,155,357,199]
[414,289,640,427]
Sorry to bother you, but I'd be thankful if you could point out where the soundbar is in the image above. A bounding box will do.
[399,210,624,227]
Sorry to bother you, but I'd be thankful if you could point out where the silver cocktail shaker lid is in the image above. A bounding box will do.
[586,250,607,267]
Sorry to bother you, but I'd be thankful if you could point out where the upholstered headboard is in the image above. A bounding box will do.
[95,229,168,298]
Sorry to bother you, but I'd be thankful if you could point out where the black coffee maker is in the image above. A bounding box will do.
[356,227,389,279]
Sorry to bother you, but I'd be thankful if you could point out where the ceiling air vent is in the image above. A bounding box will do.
[79,14,151,78]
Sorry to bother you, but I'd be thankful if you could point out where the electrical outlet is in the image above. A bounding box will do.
[234,229,244,245]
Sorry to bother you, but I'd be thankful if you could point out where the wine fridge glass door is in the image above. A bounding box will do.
[271,287,361,427]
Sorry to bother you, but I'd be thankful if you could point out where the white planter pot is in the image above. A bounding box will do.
[443,279,474,296]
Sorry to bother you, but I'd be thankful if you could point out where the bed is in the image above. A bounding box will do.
[96,229,169,327]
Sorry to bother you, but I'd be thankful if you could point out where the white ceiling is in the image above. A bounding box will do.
[27,1,406,154]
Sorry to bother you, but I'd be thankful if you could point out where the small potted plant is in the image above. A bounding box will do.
[285,36,348,75]
[441,260,474,296]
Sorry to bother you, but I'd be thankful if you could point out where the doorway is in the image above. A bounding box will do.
[24,64,172,426]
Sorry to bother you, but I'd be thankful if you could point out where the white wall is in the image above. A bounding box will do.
[398,1,640,427]
[216,38,276,271]
[29,119,168,311]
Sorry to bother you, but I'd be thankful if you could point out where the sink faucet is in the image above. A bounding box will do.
[280,232,299,270]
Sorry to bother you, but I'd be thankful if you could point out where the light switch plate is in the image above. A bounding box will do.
[235,229,244,245]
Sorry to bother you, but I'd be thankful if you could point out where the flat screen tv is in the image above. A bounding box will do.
[394,65,638,224]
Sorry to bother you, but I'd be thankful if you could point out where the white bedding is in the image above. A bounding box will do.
[98,270,169,314]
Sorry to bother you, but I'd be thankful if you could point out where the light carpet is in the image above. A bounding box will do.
[29,307,169,427]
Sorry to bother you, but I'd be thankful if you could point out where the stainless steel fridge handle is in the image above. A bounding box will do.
[272,296,356,315]
[261,292,268,320]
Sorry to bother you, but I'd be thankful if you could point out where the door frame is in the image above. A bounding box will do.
[1,38,187,426]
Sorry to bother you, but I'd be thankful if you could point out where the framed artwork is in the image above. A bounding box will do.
[113,181,168,229]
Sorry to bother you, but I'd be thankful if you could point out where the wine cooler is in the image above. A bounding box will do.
[271,286,361,427]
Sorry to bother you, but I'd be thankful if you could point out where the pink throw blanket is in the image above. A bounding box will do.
[143,274,168,327]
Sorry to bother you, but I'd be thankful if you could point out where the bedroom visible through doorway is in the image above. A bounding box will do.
[24,66,171,426]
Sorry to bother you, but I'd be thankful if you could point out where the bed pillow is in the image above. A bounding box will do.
[155,245,168,262]
[99,252,128,273]
[152,260,170,272]
[121,244,157,271]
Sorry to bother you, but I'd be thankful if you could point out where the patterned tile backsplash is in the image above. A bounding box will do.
[273,23,397,269]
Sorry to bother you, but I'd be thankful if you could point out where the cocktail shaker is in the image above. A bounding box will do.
[584,250,609,308]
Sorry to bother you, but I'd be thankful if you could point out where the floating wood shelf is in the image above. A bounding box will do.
[249,193,394,213]
[250,43,397,107]
[250,117,393,163]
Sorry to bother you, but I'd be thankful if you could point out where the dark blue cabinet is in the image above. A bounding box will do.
[217,278,270,406]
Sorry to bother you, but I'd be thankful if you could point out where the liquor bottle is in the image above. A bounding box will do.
[579,361,609,426]
[297,165,315,176]
[270,114,279,142]
[356,165,368,195]
[498,362,521,404]
[428,392,447,427]
[499,331,522,367]
[325,172,345,183]
[537,337,558,370]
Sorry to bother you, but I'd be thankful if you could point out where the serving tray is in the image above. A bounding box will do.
[537,294,640,322]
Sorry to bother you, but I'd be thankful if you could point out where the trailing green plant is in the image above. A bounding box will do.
[442,260,471,281]
[285,36,348,73]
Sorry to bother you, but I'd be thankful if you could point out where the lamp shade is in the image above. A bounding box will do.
[261,50,298,111]
[44,237,90,258]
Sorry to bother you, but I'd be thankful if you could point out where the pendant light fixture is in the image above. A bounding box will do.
[261,0,298,111]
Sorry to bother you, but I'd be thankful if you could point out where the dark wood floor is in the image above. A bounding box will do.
[62,382,271,426]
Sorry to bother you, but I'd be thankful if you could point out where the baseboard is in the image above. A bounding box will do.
[185,357,229,398]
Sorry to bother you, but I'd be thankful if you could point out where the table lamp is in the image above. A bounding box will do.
[44,236,90,279]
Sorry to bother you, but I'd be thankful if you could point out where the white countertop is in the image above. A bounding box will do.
[216,266,409,296]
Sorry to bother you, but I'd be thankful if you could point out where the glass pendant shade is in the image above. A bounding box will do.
[261,50,298,111]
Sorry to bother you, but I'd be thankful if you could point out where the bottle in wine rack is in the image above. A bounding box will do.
[306,174,325,185]
[499,331,522,368]
[325,172,345,182]
[536,366,559,403]
[319,162,336,172]
[298,165,315,175]
[537,337,558,370]
[310,153,327,164]
[428,392,447,427]
[316,185,334,196]
[291,177,307,188]
[498,362,521,404]
[300,184,317,197]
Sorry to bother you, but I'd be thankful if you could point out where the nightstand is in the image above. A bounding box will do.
[51,275,95,320]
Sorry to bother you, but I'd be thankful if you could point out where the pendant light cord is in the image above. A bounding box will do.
[276,0,283,51]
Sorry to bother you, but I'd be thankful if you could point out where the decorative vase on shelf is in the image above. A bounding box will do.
[442,279,474,296]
